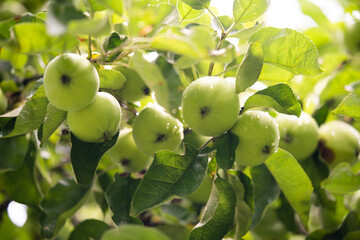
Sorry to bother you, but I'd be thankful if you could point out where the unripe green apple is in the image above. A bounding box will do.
[318,120,360,168]
[115,66,150,102]
[181,76,240,136]
[106,128,151,172]
[0,88,7,114]
[183,129,211,149]
[44,53,100,111]
[230,110,280,167]
[67,92,121,143]
[132,104,184,156]
[275,112,319,161]
[187,174,212,203]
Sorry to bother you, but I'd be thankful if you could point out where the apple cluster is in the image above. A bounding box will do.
[44,53,122,143]
[44,54,360,175]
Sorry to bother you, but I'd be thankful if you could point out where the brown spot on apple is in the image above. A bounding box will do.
[318,139,335,163]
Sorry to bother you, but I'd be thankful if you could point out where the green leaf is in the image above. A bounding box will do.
[233,0,269,23]
[14,22,79,54]
[0,87,49,137]
[93,0,123,15]
[332,93,360,120]
[212,131,238,169]
[68,219,111,240]
[189,176,236,240]
[101,224,171,240]
[99,69,126,90]
[0,135,29,172]
[229,173,254,239]
[130,51,169,111]
[70,132,118,185]
[177,1,205,21]
[265,148,313,227]
[47,1,86,35]
[249,27,322,76]
[298,0,331,28]
[236,42,264,93]
[0,139,42,206]
[105,174,142,225]
[39,103,66,147]
[250,164,280,228]
[155,57,184,113]
[320,66,360,102]
[244,83,302,117]
[156,224,191,240]
[131,144,210,216]
[0,13,44,43]
[68,16,111,37]
[40,179,91,239]
[259,63,294,82]
[322,162,360,194]
[103,32,127,61]
[151,25,215,59]
[181,0,210,10]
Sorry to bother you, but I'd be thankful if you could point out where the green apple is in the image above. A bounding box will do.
[230,110,280,167]
[132,104,184,156]
[187,174,212,203]
[115,66,150,102]
[0,88,7,114]
[44,53,100,111]
[106,127,151,172]
[181,76,240,137]
[275,112,319,161]
[67,92,121,143]
[318,120,360,168]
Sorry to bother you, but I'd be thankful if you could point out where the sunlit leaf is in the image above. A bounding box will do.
[233,0,269,23]
[151,25,215,59]
[14,22,79,54]
[181,0,210,10]
[131,144,210,216]
[244,83,302,117]
[332,93,360,120]
[322,162,360,194]
[249,27,322,76]
[99,69,126,91]
[265,148,313,227]
[236,42,264,93]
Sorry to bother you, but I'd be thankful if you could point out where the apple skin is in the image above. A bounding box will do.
[318,120,360,168]
[67,92,121,143]
[115,66,150,102]
[132,104,184,156]
[181,76,240,137]
[44,53,100,111]
[106,128,151,172]
[187,174,212,203]
[0,88,7,114]
[230,110,280,167]
[275,112,319,161]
